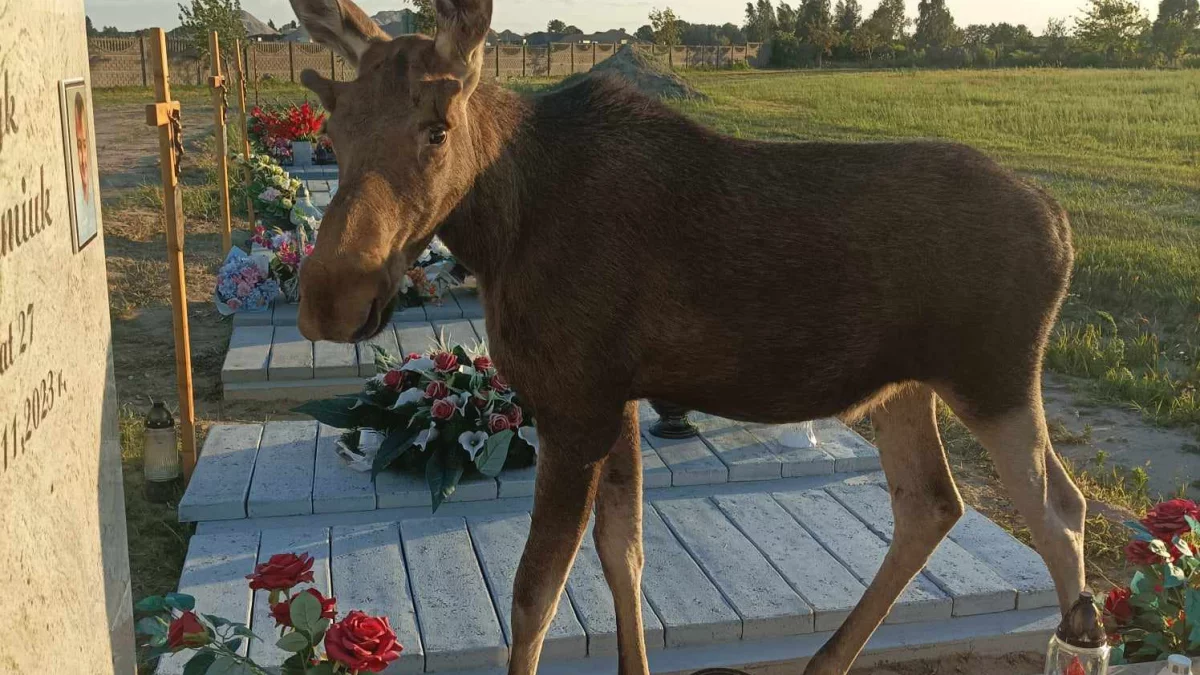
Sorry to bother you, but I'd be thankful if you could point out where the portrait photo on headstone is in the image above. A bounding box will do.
[58,77,99,252]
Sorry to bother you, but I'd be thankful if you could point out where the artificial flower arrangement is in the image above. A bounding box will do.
[215,247,281,315]
[396,237,471,309]
[135,551,402,674]
[251,224,314,303]
[236,152,303,228]
[295,340,537,511]
[314,136,336,165]
[249,102,327,144]
[1102,497,1200,663]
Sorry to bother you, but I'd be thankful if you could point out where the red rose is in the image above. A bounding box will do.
[270,588,337,628]
[488,414,511,434]
[403,352,421,363]
[1142,499,1200,541]
[382,370,403,389]
[1125,540,1167,566]
[167,611,208,651]
[433,351,459,373]
[490,374,510,392]
[473,356,494,372]
[1103,587,1133,626]
[505,405,523,428]
[425,380,449,399]
[246,552,315,591]
[473,388,492,408]
[324,610,403,674]
[431,398,457,420]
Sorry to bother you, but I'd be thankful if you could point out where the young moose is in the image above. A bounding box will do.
[289,0,1083,672]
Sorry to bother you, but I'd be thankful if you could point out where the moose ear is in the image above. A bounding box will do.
[289,0,389,68]
[300,69,338,111]
[433,0,493,87]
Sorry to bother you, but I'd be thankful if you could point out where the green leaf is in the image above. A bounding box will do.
[182,652,218,675]
[1186,514,1200,536]
[289,590,322,636]
[135,596,167,613]
[165,593,196,611]
[1130,570,1153,595]
[135,616,167,638]
[291,396,365,429]
[371,427,419,479]
[204,615,231,628]
[231,624,257,640]
[280,655,309,675]
[225,638,242,654]
[308,663,336,675]
[452,345,472,366]
[205,656,250,675]
[1186,587,1200,647]
[276,631,311,653]
[427,447,464,513]
[475,430,513,477]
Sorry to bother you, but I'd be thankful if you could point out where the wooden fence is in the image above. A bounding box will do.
[87,38,765,88]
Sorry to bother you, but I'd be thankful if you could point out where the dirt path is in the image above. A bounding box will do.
[1044,374,1199,499]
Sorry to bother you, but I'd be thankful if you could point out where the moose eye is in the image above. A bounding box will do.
[428,127,447,146]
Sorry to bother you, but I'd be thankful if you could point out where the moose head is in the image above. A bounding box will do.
[289,0,494,343]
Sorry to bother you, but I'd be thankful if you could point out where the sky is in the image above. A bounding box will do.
[86,0,1160,36]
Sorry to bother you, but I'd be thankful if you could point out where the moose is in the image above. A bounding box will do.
[287,0,1083,672]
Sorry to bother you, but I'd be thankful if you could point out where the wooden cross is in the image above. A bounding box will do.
[144,27,198,483]
[233,39,256,228]
[208,31,233,255]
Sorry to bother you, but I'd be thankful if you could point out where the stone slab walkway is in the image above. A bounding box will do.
[178,413,881,522]
[221,316,488,401]
[163,486,1058,675]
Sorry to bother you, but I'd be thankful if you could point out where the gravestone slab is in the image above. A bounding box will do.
[0,6,135,671]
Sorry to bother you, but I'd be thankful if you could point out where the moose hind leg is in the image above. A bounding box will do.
[594,401,649,675]
[939,385,1086,612]
[805,384,963,675]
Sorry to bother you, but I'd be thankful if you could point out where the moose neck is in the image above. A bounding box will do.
[433,83,533,285]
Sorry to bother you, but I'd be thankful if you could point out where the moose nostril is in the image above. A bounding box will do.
[350,296,383,342]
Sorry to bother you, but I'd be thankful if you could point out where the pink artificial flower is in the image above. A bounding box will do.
[226,298,242,310]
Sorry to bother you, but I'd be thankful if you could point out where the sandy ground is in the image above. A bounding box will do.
[1044,374,1200,499]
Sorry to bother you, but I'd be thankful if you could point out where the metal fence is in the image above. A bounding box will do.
[88,38,765,88]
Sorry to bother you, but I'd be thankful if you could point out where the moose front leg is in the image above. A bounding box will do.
[595,401,649,675]
[508,422,612,674]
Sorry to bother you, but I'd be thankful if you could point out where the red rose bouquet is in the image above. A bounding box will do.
[1102,498,1199,663]
[295,339,537,511]
[135,551,402,674]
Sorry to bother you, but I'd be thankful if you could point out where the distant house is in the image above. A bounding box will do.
[372,9,417,36]
[240,10,281,42]
[562,29,641,45]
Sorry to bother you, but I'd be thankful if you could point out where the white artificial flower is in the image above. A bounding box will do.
[390,387,425,409]
[414,423,439,451]
[518,426,540,456]
[400,274,414,293]
[429,236,452,258]
[459,430,489,460]
[400,357,434,373]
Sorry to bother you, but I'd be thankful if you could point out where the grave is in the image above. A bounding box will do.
[169,404,1061,673]
[224,171,485,401]
[0,3,135,673]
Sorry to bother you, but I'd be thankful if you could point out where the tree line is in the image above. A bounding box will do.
[735,0,1200,68]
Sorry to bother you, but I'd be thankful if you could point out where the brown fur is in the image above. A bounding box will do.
[289,1,1084,673]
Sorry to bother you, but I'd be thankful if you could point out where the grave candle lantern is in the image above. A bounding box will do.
[1044,592,1110,675]
[142,400,181,502]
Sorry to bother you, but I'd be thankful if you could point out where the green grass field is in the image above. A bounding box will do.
[673,69,1200,428]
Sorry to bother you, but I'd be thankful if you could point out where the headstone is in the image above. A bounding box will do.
[0,4,135,674]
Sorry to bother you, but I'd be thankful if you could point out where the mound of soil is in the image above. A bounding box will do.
[588,45,708,101]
